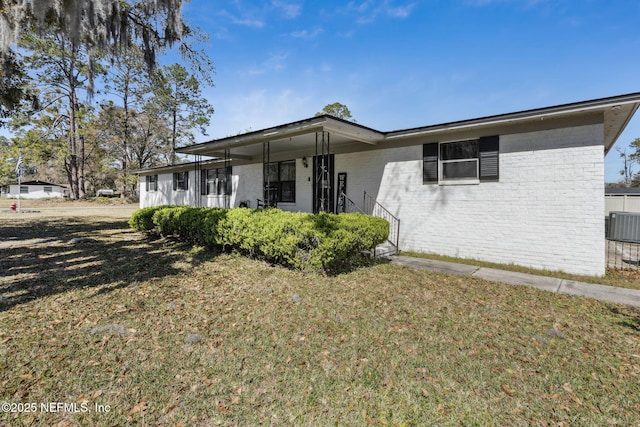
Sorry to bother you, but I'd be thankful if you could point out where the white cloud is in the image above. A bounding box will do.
[387,3,416,18]
[219,9,265,28]
[343,1,416,24]
[272,1,302,19]
[246,52,289,76]
[288,28,323,39]
[212,89,314,137]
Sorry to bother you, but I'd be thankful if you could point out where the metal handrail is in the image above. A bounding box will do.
[363,191,400,254]
[338,191,365,214]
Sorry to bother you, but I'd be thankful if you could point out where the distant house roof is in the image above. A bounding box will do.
[16,180,67,188]
[606,187,640,195]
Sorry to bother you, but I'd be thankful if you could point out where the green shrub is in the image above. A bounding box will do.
[129,206,389,273]
[128,206,167,232]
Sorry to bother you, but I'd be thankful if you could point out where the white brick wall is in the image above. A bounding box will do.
[369,124,605,276]
[139,123,606,276]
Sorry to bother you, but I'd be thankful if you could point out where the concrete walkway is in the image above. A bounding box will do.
[390,255,640,308]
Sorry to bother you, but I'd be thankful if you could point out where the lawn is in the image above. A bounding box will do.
[0,207,639,425]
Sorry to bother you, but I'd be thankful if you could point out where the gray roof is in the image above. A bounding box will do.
[606,187,640,195]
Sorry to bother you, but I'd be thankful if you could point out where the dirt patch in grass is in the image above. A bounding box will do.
[1,213,639,425]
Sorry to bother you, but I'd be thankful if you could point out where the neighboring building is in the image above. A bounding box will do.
[605,187,640,215]
[6,180,68,199]
[136,93,640,276]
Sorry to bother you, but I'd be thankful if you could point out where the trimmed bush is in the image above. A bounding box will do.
[128,206,167,232]
[129,206,389,273]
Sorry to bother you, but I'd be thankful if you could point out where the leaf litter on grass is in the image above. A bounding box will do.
[0,213,639,425]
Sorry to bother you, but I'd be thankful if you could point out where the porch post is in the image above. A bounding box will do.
[314,131,331,213]
[195,155,201,207]
[263,141,271,206]
[224,148,231,209]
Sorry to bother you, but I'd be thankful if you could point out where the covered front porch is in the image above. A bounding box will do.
[178,115,385,214]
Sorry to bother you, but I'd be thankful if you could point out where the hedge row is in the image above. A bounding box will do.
[129,206,389,272]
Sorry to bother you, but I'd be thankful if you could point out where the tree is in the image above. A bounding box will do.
[0,51,38,127]
[152,63,214,164]
[101,48,148,199]
[616,145,640,187]
[618,138,640,187]
[315,102,355,122]
[19,31,98,199]
[0,1,214,109]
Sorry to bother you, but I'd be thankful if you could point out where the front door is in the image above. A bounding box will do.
[313,154,334,213]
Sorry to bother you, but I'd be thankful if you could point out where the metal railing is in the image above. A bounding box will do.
[607,239,640,271]
[363,191,400,255]
[338,191,365,214]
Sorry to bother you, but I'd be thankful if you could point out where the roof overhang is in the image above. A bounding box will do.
[385,92,640,155]
[177,115,385,163]
[167,92,640,169]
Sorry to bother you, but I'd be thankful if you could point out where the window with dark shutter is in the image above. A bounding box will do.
[146,175,157,191]
[201,167,232,196]
[423,136,499,184]
[479,135,499,181]
[173,171,188,191]
[423,143,438,184]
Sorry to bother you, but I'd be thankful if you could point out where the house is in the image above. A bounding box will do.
[6,180,68,199]
[605,187,640,215]
[136,93,640,276]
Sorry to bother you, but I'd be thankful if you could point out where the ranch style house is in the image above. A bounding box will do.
[136,92,640,276]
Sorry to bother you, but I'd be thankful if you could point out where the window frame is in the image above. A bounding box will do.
[43,186,53,193]
[423,136,499,185]
[439,139,480,184]
[172,171,189,191]
[20,186,28,194]
[145,175,158,192]
[266,160,296,203]
[201,167,231,196]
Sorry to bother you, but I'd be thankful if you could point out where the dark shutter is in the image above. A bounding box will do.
[172,173,177,191]
[423,143,438,183]
[479,136,499,181]
[200,170,207,195]
[145,176,150,192]
[225,166,232,196]
[184,171,189,189]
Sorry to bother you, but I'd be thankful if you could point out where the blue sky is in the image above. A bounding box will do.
[177,0,640,183]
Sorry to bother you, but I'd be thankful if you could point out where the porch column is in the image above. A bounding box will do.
[224,148,231,209]
[314,131,332,213]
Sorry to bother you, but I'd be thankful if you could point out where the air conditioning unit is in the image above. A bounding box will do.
[608,211,640,243]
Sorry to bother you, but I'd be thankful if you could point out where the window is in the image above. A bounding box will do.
[145,175,158,192]
[44,186,52,193]
[266,160,296,203]
[172,171,189,191]
[200,167,231,196]
[20,186,28,194]
[423,136,499,184]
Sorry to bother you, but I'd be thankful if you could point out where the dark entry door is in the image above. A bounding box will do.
[313,154,335,213]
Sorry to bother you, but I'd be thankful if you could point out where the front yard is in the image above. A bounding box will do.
[0,208,639,425]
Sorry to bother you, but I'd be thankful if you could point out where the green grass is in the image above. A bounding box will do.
[1,212,639,425]
[402,250,640,291]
